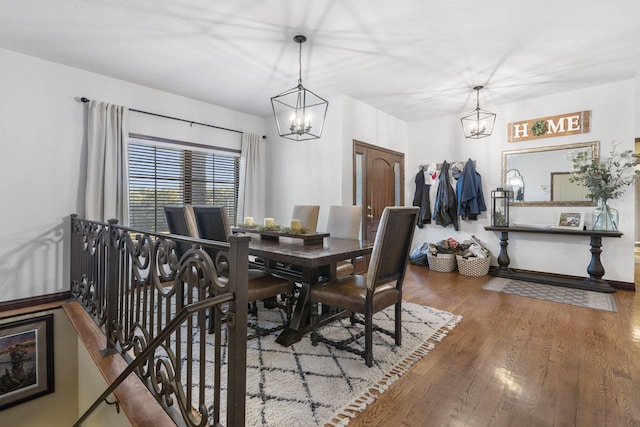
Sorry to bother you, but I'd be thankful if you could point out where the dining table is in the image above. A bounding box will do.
[236,231,375,346]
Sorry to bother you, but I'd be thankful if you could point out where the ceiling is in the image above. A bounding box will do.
[2,0,640,122]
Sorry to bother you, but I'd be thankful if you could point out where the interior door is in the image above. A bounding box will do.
[353,140,405,241]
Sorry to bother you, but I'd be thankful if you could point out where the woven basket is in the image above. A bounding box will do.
[426,253,457,272]
[456,255,491,277]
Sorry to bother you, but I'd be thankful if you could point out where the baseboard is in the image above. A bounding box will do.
[0,291,70,316]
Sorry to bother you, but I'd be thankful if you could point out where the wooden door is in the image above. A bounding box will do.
[353,141,405,241]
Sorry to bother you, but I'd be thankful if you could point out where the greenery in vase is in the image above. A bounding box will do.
[569,142,640,201]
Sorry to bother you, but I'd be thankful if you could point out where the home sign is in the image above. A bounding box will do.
[507,111,590,143]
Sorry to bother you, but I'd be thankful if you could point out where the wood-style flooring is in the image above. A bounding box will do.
[345,264,640,427]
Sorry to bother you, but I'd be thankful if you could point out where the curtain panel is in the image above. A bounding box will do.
[85,101,129,224]
[237,132,265,224]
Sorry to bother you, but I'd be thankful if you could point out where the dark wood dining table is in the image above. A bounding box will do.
[240,233,375,346]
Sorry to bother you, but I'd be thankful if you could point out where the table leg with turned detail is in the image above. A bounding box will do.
[583,235,615,292]
[496,230,511,271]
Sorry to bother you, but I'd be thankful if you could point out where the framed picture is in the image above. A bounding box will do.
[0,314,54,410]
[556,211,585,230]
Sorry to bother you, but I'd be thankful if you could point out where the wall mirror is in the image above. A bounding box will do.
[502,141,599,206]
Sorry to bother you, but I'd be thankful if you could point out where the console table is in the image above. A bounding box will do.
[484,226,623,293]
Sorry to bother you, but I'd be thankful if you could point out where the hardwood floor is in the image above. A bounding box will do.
[346,264,640,427]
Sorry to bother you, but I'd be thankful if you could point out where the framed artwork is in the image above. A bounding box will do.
[0,314,54,410]
[556,211,585,230]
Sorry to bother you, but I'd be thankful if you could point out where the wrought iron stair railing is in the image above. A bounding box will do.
[69,214,249,426]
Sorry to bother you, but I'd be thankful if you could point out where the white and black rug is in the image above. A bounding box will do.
[482,277,617,312]
[192,302,461,426]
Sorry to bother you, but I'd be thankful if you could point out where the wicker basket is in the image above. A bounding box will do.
[426,253,457,272]
[456,255,491,277]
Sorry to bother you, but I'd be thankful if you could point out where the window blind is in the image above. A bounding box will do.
[128,141,239,233]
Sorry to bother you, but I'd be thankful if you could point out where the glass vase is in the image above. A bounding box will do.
[592,198,619,231]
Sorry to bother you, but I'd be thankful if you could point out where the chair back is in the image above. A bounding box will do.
[326,205,362,239]
[366,207,419,290]
[192,206,232,242]
[291,205,320,232]
[163,205,196,257]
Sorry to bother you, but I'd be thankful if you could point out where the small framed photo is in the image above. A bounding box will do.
[556,211,585,230]
[0,314,54,410]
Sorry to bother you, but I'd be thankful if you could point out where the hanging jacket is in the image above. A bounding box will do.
[412,169,431,228]
[432,161,459,230]
[456,158,487,220]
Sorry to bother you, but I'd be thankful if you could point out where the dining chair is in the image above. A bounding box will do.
[291,205,320,232]
[163,205,198,257]
[325,205,363,277]
[191,205,295,338]
[310,206,419,367]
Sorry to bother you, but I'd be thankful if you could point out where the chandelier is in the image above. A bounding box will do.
[271,35,329,141]
[460,85,496,139]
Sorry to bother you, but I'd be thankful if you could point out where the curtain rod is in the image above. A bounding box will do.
[79,96,249,136]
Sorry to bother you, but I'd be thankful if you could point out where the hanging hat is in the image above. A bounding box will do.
[451,161,464,180]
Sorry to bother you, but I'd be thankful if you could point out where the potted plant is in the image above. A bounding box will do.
[569,142,640,230]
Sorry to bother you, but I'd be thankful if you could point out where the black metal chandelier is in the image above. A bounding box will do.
[460,85,496,139]
[271,35,329,141]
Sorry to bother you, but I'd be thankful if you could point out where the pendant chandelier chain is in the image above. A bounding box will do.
[298,40,303,86]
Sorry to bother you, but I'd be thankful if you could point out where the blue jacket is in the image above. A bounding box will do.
[456,159,486,220]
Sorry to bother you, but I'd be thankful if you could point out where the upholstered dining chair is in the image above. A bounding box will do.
[163,205,198,257]
[310,206,419,367]
[325,205,363,277]
[291,205,320,232]
[191,205,295,337]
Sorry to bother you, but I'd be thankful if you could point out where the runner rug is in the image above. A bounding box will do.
[197,302,461,426]
[482,277,617,312]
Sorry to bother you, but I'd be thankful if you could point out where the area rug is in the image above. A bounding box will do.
[194,302,461,426]
[482,277,617,312]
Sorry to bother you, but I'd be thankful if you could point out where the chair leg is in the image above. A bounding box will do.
[395,302,402,346]
[365,309,373,367]
[310,300,319,346]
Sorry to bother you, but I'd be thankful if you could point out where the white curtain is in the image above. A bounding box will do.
[237,132,265,223]
[84,101,130,224]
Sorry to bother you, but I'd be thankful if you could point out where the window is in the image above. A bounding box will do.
[128,139,239,233]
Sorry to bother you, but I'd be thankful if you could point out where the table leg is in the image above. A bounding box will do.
[583,236,615,293]
[497,231,511,270]
[275,267,318,346]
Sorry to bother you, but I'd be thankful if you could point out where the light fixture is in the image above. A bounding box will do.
[460,85,496,139]
[271,35,328,141]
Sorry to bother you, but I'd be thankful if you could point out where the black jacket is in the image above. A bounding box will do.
[412,169,431,228]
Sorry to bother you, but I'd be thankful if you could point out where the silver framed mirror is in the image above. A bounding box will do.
[502,141,599,206]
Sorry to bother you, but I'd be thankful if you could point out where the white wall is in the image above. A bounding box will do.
[408,79,636,283]
[265,94,409,232]
[0,48,266,302]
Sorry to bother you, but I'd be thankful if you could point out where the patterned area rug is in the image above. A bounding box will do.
[482,277,617,312]
[197,302,461,426]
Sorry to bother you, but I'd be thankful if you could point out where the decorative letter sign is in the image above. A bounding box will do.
[508,111,590,143]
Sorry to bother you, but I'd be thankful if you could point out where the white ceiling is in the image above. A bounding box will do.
[2,0,640,122]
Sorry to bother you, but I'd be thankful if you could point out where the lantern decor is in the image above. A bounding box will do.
[491,187,512,227]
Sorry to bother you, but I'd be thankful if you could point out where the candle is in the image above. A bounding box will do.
[264,218,275,227]
[290,219,302,230]
[244,216,254,226]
